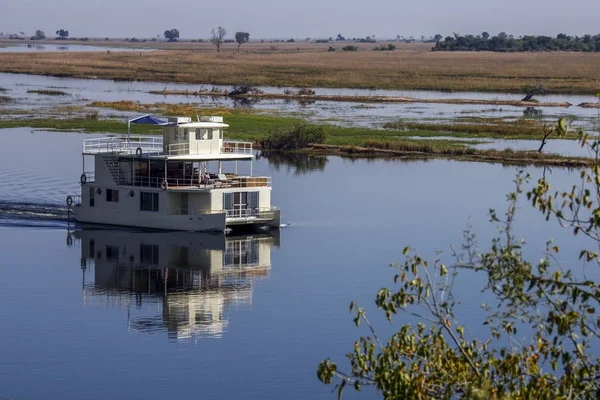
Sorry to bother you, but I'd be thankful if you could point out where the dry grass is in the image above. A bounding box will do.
[1,44,600,93]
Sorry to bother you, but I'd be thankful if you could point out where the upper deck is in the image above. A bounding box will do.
[82,116,254,161]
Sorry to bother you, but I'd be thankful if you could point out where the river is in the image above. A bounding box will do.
[0,128,598,399]
[1,73,598,130]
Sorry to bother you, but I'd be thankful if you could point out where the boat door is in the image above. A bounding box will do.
[233,192,247,217]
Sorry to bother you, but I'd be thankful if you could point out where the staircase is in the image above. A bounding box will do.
[102,154,125,185]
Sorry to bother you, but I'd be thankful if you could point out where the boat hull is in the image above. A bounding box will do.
[73,205,227,232]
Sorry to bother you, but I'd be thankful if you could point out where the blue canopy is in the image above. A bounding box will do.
[130,114,165,125]
[127,114,166,141]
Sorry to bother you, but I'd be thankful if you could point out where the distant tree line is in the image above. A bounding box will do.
[433,32,600,52]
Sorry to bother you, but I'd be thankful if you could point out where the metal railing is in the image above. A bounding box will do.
[83,137,253,156]
[83,136,163,155]
[222,140,253,155]
[66,194,81,207]
[168,208,226,216]
[225,207,279,219]
[120,175,271,189]
[80,171,95,183]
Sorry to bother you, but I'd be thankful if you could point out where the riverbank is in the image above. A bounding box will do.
[0,109,589,167]
[0,49,599,94]
[148,89,575,108]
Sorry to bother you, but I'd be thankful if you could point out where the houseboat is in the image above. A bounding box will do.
[67,115,280,231]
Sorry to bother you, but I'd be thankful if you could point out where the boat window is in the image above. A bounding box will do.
[182,129,189,140]
[89,186,95,207]
[106,189,119,202]
[195,128,209,140]
[207,129,213,140]
[140,191,159,212]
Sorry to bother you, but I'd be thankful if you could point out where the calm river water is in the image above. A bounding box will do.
[0,128,597,399]
[1,73,599,129]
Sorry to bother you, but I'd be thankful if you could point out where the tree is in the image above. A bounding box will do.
[211,26,227,53]
[482,31,490,39]
[433,34,443,43]
[336,34,345,41]
[55,29,69,40]
[163,29,179,42]
[31,30,45,40]
[318,122,600,398]
[234,31,249,53]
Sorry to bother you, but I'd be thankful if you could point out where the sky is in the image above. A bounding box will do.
[2,0,599,39]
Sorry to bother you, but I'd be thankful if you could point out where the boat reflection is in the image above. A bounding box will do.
[74,228,279,341]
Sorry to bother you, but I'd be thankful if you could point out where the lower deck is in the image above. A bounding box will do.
[69,184,280,232]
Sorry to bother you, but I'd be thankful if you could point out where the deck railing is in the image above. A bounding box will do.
[121,176,271,189]
[225,207,280,219]
[222,141,253,155]
[166,207,278,220]
[83,136,163,155]
[83,136,253,156]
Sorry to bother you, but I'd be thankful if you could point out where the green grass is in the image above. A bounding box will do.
[0,118,162,134]
[27,89,68,96]
[383,118,584,140]
[0,114,589,166]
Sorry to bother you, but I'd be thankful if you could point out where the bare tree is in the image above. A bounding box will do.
[211,26,227,53]
[522,81,546,102]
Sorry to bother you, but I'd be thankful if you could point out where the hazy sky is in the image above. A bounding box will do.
[2,0,599,39]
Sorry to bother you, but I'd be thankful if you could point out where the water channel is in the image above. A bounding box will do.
[1,73,599,130]
[0,128,598,399]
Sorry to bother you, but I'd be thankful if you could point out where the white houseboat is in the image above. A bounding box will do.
[68,115,280,231]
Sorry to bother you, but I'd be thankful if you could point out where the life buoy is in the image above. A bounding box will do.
[136,147,143,157]
[161,180,168,190]
[80,173,87,184]
[66,195,74,207]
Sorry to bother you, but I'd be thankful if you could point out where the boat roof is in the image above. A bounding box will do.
[119,153,254,161]
[169,122,230,129]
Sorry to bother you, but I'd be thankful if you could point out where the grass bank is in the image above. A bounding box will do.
[384,117,584,140]
[0,108,586,167]
[1,49,600,94]
[27,89,68,96]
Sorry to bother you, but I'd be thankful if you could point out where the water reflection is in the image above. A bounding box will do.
[74,228,279,341]
[258,151,328,175]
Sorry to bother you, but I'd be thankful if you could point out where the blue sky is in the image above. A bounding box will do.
[1,0,598,39]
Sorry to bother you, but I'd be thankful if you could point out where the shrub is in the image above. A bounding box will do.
[297,88,316,96]
[373,44,396,51]
[342,45,358,51]
[85,111,99,120]
[328,46,336,51]
[228,85,263,96]
[260,124,327,150]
